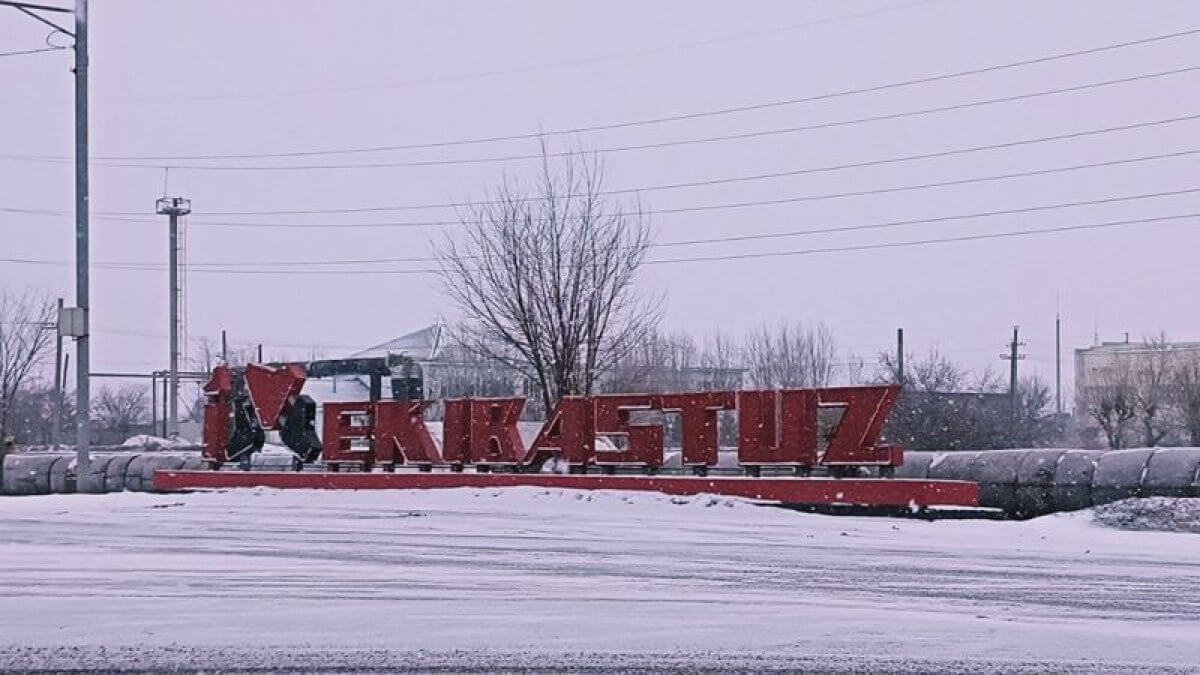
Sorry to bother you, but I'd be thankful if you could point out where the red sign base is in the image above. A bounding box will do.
[152,470,978,509]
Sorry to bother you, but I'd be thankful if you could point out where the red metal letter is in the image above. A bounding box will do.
[736,389,818,466]
[593,394,663,468]
[469,397,526,465]
[659,392,736,467]
[374,400,441,466]
[526,396,594,466]
[321,401,374,466]
[818,385,903,466]
[245,363,306,429]
[441,399,472,465]
[201,365,232,465]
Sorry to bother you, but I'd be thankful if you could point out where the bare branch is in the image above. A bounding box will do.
[0,290,55,443]
[93,385,150,439]
[434,143,661,412]
[744,320,837,389]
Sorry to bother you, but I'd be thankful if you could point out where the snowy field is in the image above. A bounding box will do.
[1,488,1198,673]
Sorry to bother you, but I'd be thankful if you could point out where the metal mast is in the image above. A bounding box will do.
[156,196,191,437]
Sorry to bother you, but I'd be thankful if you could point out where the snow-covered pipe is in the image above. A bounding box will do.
[123,455,149,492]
[904,447,1200,517]
[76,454,113,494]
[1,455,59,495]
[140,456,186,492]
[103,455,135,492]
[1142,448,1200,498]
[47,456,73,493]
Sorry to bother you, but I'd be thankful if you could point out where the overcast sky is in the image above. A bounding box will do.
[3,0,1199,400]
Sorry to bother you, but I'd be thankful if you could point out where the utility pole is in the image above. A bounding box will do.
[73,0,90,473]
[156,196,191,438]
[51,297,63,449]
[1,0,91,475]
[896,328,905,387]
[150,372,157,439]
[61,353,69,412]
[1000,326,1027,425]
[1055,312,1063,415]
[161,374,168,437]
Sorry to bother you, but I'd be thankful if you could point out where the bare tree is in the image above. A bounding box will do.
[93,385,150,440]
[695,330,745,447]
[0,291,55,444]
[844,353,869,386]
[874,348,1057,450]
[698,330,745,391]
[431,342,524,400]
[602,330,697,394]
[1079,358,1138,450]
[744,321,836,389]
[878,347,974,392]
[4,380,75,445]
[188,336,259,423]
[1130,334,1176,447]
[1174,356,1200,446]
[190,336,220,373]
[877,348,976,450]
[191,337,263,370]
[1009,376,1060,448]
[435,145,661,413]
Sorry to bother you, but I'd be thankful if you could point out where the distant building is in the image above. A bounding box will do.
[1074,337,1200,404]
[353,323,532,417]
[301,323,518,416]
[1072,336,1200,448]
[306,323,744,420]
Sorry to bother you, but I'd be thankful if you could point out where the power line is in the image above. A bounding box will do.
[0,256,434,274]
[3,209,1196,275]
[8,113,1188,219]
[642,212,1199,266]
[20,24,1199,160]
[5,144,1200,231]
[34,0,933,107]
[653,185,1200,249]
[73,185,1200,267]
[153,146,1200,228]
[641,148,1200,215]
[0,45,65,57]
[92,325,366,351]
[15,63,1199,171]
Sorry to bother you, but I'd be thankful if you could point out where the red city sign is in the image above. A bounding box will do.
[201,363,903,473]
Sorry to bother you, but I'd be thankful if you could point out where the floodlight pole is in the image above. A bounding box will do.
[156,196,191,438]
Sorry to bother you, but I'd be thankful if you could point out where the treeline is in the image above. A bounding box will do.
[436,321,1064,451]
[0,291,168,447]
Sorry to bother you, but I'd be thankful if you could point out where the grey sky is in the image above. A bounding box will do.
[3,0,1199,399]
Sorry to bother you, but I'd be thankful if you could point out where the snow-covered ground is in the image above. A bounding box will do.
[1,488,1198,673]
